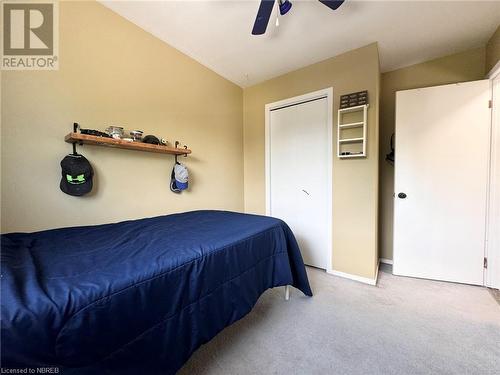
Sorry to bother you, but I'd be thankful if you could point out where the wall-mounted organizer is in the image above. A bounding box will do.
[337,104,368,158]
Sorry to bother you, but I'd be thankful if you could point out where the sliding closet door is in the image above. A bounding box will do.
[394,80,491,285]
[268,97,329,269]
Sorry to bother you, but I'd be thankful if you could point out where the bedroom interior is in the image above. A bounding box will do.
[1,0,499,374]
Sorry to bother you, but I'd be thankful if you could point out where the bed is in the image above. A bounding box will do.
[1,210,312,374]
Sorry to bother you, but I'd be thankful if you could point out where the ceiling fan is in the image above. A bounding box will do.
[252,0,345,35]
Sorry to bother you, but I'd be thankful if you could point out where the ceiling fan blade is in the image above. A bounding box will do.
[319,0,345,11]
[252,0,276,35]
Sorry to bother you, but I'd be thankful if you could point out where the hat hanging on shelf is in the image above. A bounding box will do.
[170,162,189,194]
[60,153,94,196]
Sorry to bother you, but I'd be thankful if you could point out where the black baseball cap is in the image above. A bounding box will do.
[60,154,94,196]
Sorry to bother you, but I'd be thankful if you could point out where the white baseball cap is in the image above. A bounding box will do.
[170,163,189,193]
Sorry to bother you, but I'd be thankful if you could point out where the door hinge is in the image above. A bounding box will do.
[489,100,492,109]
[484,257,488,269]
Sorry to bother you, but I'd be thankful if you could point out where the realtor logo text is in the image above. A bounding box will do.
[1,0,59,70]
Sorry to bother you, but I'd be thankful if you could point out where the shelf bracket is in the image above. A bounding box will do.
[72,122,82,155]
[174,141,189,163]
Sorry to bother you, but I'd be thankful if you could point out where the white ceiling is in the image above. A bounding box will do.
[101,0,500,87]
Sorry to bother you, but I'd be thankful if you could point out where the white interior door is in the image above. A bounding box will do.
[394,80,491,285]
[268,96,330,269]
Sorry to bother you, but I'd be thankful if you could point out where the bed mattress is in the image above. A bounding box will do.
[1,210,312,374]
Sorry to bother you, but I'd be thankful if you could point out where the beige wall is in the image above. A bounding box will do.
[379,47,486,260]
[486,25,500,74]
[243,43,380,279]
[0,1,243,233]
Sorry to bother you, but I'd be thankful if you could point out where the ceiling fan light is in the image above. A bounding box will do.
[279,0,292,16]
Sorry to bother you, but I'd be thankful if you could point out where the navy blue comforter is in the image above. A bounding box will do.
[1,210,312,374]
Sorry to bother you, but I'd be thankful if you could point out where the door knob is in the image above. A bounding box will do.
[398,192,407,199]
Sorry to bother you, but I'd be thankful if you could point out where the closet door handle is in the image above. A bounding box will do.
[302,189,310,196]
[398,192,407,199]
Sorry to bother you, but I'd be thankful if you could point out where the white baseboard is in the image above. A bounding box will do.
[380,258,393,265]
[327,265,378,286]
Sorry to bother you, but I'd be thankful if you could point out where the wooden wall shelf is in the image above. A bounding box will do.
[65,133,192,156]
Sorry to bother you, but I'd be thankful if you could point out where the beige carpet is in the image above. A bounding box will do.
[179,265,500,375]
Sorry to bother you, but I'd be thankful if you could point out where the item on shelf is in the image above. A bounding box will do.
[122,137,134,142]
[340,90,368,109]
[105,126,124,139]
[160,138,168,146]
[142,135,160,145]
[341,151,363,155]
[80,128,111,138]
[130,130,143,142]
[60,153,94,196]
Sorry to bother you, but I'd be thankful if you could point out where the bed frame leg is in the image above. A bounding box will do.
[285,285,290,301]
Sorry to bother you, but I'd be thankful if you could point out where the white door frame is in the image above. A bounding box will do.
[265,88,334,274]
[486,65,500,289]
